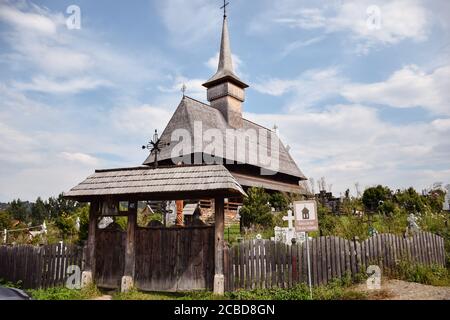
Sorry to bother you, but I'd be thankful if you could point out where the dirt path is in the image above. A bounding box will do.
[91,295,112,300]
[353,279,450,300]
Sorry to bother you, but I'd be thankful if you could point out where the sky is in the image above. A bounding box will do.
[0,0,449,202]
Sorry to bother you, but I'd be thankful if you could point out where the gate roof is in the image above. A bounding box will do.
[64,164,246,202]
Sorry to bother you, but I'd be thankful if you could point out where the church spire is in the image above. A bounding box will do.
[203,7,248,89]
[202,2,248,128]
[217,16,234,74]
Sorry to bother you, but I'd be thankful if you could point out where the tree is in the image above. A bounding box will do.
[394,187,425,214]
[239,187,273,229]
[362,185,392,213]
[46,193,80,218]
[31,197,48,225]
[269,192,289,212]
[0,210,11,230]
[7,199,29,222]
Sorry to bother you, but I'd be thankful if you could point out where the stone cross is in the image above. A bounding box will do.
[282,209,295,229]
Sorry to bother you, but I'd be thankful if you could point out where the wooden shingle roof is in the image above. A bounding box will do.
[143,97,306,180]
[64,165,246,201]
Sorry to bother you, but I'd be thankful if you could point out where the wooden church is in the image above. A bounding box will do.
[142,14,307,213]
[64,9,308,294]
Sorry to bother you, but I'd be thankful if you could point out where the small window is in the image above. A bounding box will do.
[119,201,129,212]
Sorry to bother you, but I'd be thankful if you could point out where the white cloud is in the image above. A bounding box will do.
[0,1,167,92]
[110,104,173,136]
[206,52,243,75]
[342,65,450,115]
[13,76,112,94]
[0,2,61,34]
[281,36,325,57]
[253,67,345,110]
[60,152,99,166]
[245,104,450,195]
[157,76,207,102]
[157,0,221,46]
[250,0,431,53]
[254,64,450,116]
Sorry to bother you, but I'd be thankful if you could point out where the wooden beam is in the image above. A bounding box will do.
[86,201,98,274]
[214,197,225,294]
[124,201,137,278]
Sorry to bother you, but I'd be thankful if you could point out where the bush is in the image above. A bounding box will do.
[362,185,392,213]
[239,187,273,229]
[392,260,450,286]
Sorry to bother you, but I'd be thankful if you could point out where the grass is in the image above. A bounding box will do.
[390,260,450,287]
[29,284,102,300]
[0,278,23,289]
[112,275,367,301]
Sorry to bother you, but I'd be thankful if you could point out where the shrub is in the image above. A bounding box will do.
[240,187,273,229]
[391,260,450,286]
[362,185,392,213]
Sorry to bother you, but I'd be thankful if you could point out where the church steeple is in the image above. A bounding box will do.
[203,11,248,128]
[218,16,233,74]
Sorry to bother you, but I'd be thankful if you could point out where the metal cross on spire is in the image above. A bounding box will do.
[220,0,229,18]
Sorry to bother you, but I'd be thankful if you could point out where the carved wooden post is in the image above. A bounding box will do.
[82,200,98,287]
[214,197,225,295]
[122,201,137,292]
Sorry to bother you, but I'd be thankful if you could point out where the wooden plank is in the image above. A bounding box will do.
[249,240,255,289]
[312,238,318,286]
[430,232,438,265]
[233,243,239,290]
[271,240,276,288]
[260,240,265,289]
[315,237,322,285]
[326,237,332,282]
[255,240,261,289]
[290,242,296,285]
[320,237,327,285]
[239,241,245,289]
[279,241,285,288]
[264,240,270,289]
[344,239,351,277]
[287,241,292,288]
[335,236,342,279]
[244,240,250,290]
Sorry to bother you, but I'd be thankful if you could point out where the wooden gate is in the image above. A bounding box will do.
[135,226,215,292]
[95,230,126,288]
[94,226,215,291]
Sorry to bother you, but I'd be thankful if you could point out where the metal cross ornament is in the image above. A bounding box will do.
[142,129,170,169]
[221,0,229,18]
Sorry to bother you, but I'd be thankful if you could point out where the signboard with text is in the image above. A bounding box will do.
[293,200,319,232]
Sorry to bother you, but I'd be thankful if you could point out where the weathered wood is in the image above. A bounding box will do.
[124,203,137,278]
[86,201,99,275]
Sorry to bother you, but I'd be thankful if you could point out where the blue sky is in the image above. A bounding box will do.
[0,0,449,201]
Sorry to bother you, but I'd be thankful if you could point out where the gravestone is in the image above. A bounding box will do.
[444,185,450,211]
[272,210,306,245]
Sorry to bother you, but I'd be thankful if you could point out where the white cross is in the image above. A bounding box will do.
[282,209,296,229]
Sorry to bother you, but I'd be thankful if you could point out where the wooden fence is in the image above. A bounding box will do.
[224,232,446,291]
[0,243,84,289]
